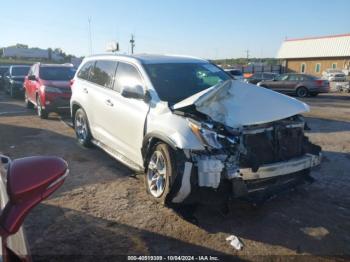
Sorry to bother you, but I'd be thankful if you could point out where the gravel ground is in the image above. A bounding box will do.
[0,91,349,261]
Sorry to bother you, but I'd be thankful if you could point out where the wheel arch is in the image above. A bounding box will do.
[71,101,83,125]
[142,132,178,168]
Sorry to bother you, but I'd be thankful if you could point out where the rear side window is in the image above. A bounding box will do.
[77,61,95,81]
[90,60,118,88]
[113,62,143,93]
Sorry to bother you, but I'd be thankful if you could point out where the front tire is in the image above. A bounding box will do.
[36,96,48,119]
[24,92,33,108]
[296,87,308,98]
[74,108,92,147]
[145,143,175,205]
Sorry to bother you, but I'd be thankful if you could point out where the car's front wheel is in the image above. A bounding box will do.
[24,92,33,108]
[145,143,175,205]
[36,96,48,119]
[74,108,92,147]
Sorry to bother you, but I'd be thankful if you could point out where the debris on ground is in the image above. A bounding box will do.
[226,235,244,250]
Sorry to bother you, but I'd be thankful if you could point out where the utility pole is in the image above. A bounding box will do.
[245,49,250,64]
[130,34,135,54]
[88,17,93,55]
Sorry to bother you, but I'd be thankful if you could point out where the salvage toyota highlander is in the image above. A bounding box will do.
[71,54,322,205]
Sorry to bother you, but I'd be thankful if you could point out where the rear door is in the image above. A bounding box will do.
[86,60,118,145]
[278,74,299,93]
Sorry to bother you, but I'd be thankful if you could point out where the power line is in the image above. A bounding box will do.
[88,17,93,55]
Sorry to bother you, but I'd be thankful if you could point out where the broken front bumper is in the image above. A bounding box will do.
[240,153,322,180]
[171,152,322,204]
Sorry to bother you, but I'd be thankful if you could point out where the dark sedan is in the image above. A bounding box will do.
[258,73,330,97]
[244,72,278,85]
[4,65,30,97]
[0,66,10,89]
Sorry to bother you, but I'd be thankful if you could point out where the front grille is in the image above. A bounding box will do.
[240,126,304,168]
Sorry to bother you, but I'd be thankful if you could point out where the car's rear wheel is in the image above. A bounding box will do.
[24,92,33,108]
[296,87,308,98]
[36,96,48,119]
[145,143,175,205]
[74,108,92,147]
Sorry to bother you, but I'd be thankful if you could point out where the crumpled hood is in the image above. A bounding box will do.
[173,80,309,128]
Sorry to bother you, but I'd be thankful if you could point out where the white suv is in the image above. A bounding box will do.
[71,54,322,205]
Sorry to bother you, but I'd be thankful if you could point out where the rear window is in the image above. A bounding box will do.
[12,66,30,76]
[77,61,95,80]
[39,66,75,81]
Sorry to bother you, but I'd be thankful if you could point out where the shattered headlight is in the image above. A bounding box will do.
[188,119,222,149]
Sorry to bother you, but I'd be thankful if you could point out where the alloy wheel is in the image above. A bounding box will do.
[147,150,167,198]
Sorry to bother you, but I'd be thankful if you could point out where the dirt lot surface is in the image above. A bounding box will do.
[0,91,349,261]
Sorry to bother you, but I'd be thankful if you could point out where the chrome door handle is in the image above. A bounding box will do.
[105,99,114,107]
[83,88,88,94]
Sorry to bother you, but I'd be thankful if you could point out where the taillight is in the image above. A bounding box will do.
[315,80,324,86]
[70,79,75,87]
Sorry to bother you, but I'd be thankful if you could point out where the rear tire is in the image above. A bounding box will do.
[74,108,92,147]
[296,87,308,98]
[144,143,176,205]
[36,96,48,119]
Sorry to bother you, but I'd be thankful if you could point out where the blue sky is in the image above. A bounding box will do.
[1,0,350,59]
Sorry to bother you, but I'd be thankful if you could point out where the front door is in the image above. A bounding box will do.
[103,62,150,166]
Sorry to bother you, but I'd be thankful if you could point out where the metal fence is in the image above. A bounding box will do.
[231,65,282,74]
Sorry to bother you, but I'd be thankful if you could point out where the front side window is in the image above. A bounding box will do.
[90,60,118,88]
[114,62,143,93]
[11,66,30,76]
[275,74,289,81]
[315,63,321,73]
[77,61,95,81]
[143,63,230,105]
[39,67,75,81]
[301,63,306,73]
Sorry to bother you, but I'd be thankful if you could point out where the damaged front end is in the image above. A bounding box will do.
[170,80,322,204]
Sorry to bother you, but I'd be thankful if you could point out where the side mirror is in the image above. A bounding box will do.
[28,75,37,81]
[0,156,68,237]
[121,85,145,100]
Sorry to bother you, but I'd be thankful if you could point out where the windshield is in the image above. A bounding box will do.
[144,63,230,104]
[39,67,76,81]
[12,66,30,76]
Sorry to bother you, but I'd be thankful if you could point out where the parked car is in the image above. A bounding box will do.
[225,69,244,81]
[24,63,76,119]
[322,69,346,82]
[0,66,10,90]
[244,72,278,85]
[4,65,30,97]
[258,73,329,97]
[71,54,321,205]
[0,155,68,261]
